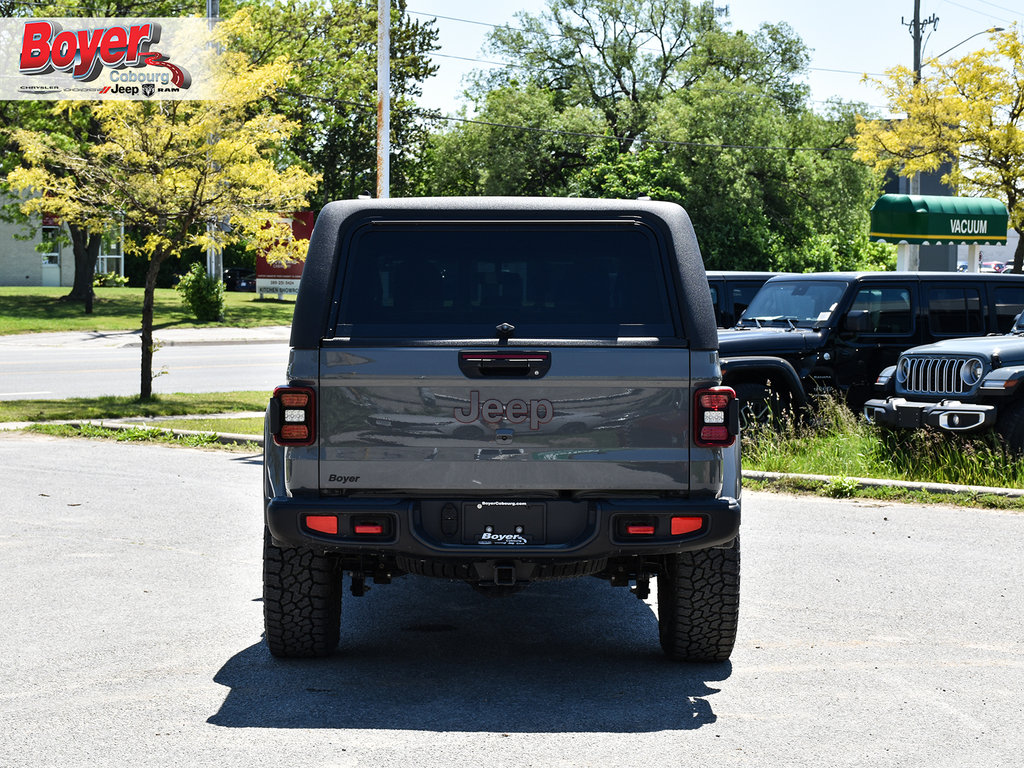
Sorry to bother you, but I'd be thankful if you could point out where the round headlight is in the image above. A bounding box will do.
[960,358,984,387]
[896,357,910,384]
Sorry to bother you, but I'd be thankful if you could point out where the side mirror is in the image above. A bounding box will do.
[844,309,872,334]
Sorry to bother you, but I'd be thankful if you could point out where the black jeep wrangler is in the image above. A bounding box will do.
[717,271,1024,424]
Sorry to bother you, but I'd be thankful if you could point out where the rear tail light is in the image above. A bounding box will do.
[271,386,316,446]
[694,386,739,447]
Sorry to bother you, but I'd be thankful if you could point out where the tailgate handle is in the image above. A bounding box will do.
[459,351,551,379]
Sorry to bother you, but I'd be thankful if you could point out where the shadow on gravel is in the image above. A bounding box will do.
[209,575,731,732]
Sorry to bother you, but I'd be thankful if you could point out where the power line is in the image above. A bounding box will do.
[430,50,891,109]
[279,89,857,154]
[938,0,1015,22]
[409,9,888,82]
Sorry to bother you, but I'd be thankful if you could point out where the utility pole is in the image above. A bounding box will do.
[376,0,390,199]
[206,0,222,281]
[899,2,939,270]
[903,1,938,83]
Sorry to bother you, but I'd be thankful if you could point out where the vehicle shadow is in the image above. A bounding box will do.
[209,575,731,732]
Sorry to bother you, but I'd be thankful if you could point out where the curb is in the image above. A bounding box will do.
[0,327,291,349]
[116,338,287,348]
[744,470,1024,499]
[66,420,264,447]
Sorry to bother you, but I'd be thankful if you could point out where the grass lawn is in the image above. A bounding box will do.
[0,286,295,335]
[0,391,269,422]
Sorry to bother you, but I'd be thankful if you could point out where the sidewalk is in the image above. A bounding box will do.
[0,325,291,348]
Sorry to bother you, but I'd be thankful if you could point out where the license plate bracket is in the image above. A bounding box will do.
[462,502,546,545]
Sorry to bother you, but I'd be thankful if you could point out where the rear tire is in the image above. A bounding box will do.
[658,539,740,663]
[263,527,343,658]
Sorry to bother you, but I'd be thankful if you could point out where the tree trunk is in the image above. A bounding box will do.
[139,250,168,401]
[63,224,103,304]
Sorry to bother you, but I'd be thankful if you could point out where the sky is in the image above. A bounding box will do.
[407,0,1024,116]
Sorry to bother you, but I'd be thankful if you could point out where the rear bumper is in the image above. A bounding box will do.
[265,494,741,561]
[863,397,997,432]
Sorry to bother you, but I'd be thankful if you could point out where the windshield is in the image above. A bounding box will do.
[739,280,847,327]
[1014,311,1024,334]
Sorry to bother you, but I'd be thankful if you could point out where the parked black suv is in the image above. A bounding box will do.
[264,198,742,662]
[706,271,780,328]
[717,271,1024,423]
[864,311,1024,452]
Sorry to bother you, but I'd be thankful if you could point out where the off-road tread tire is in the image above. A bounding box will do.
[995,400,1024,455]
[658,539,740,663]
[263,527,343,658]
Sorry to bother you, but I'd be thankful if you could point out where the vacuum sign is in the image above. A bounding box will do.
[948,218,988,235]
[0,18,219,100]
[869,194,1008,246]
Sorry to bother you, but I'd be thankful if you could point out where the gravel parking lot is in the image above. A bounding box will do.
[1,433,1021,768]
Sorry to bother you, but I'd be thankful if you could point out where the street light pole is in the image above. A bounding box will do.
[931,27,1004,61]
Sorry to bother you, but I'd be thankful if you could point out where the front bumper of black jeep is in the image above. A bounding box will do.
[864,397,997,432]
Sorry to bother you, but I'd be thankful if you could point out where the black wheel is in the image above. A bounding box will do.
[263,527,343,658]
[995,400,1024,455]
[657,539,740,663]
[733,382,787,430]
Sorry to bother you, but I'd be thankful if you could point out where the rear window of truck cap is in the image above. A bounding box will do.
[331,223,677,340]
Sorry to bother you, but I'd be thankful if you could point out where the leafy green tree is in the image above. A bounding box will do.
[222,0,438,205]
[572,84,885,270]
[7,18,319,399]
[417,84,605,196]
[853,27,1024,272]
[484,0,808,149]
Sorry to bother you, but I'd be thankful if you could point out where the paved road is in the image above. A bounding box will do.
[1,434,1022,767]
[0,328,290,400]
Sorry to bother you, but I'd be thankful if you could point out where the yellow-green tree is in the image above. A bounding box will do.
[7,14,319,399]
[853,27,1024,272]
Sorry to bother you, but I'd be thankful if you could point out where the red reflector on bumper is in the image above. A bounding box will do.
[671,516,703,535]
[354,523,384,535]
[305,515,338,535]
[626,524,656,535]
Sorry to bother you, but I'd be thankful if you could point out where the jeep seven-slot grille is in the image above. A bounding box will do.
[901,356,970,396]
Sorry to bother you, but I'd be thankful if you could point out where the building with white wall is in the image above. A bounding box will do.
[0,212,74,287]
[1,203,124,287]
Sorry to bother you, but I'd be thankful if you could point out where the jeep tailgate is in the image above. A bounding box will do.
[318,346,694,492]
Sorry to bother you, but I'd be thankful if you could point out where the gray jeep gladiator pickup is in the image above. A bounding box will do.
[263,198,741,662]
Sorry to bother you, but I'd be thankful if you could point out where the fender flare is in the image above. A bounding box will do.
[720,356,808,408]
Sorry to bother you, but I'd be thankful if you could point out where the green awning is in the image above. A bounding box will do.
[869,194,1008,246]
